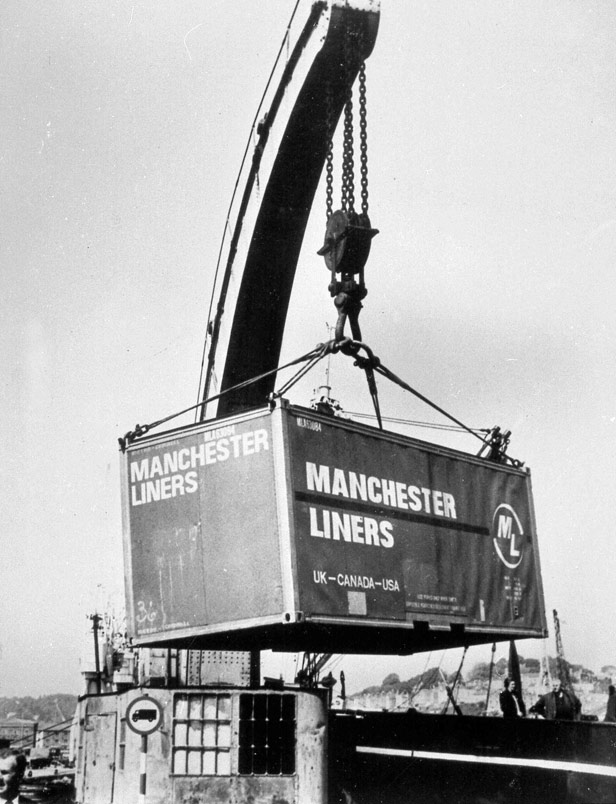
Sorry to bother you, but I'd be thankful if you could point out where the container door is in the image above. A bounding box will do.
[82,712,117,804]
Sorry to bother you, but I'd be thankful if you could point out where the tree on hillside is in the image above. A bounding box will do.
[467,662,492,682]
[417,667,447,688]
[0,695,78,725]
[382,673,400,687]
[466,657,508,683]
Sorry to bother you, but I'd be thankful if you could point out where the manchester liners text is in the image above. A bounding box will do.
[305,462,458,518]
[130,428,269,506]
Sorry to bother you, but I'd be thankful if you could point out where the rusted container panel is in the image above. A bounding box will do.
[122,408,283,640]
[122,402,546,653]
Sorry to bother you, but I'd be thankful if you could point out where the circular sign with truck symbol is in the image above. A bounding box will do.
[125,695,164,735]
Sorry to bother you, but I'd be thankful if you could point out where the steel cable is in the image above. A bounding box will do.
[119,343,323,450]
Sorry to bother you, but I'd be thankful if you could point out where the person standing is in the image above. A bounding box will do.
[499,678,522,718]
[604,684,616,723]
[529,681,582,720]
[510,679,526,717]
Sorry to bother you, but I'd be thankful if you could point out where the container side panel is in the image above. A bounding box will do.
[286,409,544,634]
[198,417,280,625]
[124,413,281,640]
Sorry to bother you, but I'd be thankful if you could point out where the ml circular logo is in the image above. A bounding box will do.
[492,503,524,569]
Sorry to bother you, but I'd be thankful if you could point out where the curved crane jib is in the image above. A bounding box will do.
[202,0,380,420]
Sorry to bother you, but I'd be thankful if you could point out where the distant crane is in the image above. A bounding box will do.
[54,697,65,722]
[553,609,573,689]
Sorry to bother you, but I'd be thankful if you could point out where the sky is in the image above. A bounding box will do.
[1,0,615,697]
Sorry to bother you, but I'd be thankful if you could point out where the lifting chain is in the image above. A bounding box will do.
[318,27,377,349]
[359,61,369,216]
[342,88,355,212]
[341,27,355,213]
[325,82,334,222]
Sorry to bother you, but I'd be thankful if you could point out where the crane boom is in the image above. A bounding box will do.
[200,0,380,420]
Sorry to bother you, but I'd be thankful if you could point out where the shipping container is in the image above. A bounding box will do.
[122,401,547,653]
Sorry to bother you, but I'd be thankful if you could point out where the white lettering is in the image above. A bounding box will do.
[303,463,457,523]
[178,448,190,471]
[129,428,269,506]
[130,459,148,483]
[163,452,178,475]
[367,476,381,503]
[336,574,376,589]
[407,485,422,511]
[349,472,367,501]
[306,463,330,493]
[184,471,198,493]
[146,480,160,503]
[443,493,457,519]
[364,517,379,546]
[191,443,206,467]
[254,429,269,453]
[243,431,254,455]
[150,456,163,478]
[308,507,394,548]
[381,479,396,507]
[351,515,364,544]
[497,515,513,541]
[171,474,184,497]
[204,424,236,441]
[205,440,217,464]
[332,468,349,497]
[130,472,200,506]
[309,507,324,538]
[379,520,394,548]
[332,512,352,542]
[217,439,230,462]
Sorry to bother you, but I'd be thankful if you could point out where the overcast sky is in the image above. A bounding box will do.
[1,0,615,697]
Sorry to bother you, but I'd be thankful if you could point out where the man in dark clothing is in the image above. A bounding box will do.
[0,747,33,802]
[604,684,616,723]
[499,678,523,718]
[510,679,526,717]
[529,682,581,720]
